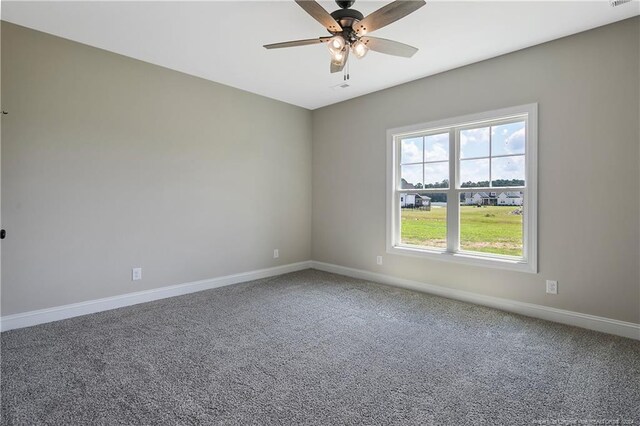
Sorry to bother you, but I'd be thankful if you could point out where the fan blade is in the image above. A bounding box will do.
[330,48,349,73]
[361,36,418,58]
[295,0,342,33]
[264,37,330,49]
[354,0,426,35]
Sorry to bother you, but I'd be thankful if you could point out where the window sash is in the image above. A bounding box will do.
[395,189,527,259]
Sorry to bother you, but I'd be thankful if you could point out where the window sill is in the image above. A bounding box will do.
[387,244,537,274]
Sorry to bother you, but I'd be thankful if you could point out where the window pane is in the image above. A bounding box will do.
[425,133,449,162]
[492,121,525,156]
[424,162,449,188]
[460,127,489,159]
[401,164,422,189]
[401,137,423,164]
[460,191,524,257]
[400,193,447,249]
[491,155,525,186]
[460,158,489,188]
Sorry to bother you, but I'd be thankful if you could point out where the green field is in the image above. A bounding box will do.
[401,205,523,257]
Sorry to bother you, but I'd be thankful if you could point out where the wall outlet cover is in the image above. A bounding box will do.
[132,267,142,281]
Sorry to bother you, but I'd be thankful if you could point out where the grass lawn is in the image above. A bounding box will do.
[401,205,523,257]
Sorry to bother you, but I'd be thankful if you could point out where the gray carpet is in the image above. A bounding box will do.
[1,270,639,425]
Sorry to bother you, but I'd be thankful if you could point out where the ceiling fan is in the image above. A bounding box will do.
[264,0,426,74]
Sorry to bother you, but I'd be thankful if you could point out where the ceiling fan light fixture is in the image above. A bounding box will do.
[331,48,345,63]
[351,40,369,59]
[327,35,346,54]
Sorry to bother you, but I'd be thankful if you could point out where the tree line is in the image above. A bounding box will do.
[400,178,525,204]
[401,178,524,189]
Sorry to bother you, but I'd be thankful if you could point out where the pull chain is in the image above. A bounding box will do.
[343,57,350,81]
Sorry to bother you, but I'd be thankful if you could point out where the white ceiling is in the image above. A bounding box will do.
[2,1,639,109]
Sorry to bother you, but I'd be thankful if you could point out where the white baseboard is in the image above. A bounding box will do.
[0,261,313,332]
[3,260,638,340]
[310,261,640,341]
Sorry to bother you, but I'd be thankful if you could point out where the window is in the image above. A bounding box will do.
[387,104,537,273]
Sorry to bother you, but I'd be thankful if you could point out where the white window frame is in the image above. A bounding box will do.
[386,104,538,274]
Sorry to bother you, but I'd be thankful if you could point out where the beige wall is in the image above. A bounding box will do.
[1,22,312,315]
[312,17,640,324]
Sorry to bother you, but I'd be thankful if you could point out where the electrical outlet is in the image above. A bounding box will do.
[273,249,279,259]
[376,256,383,265]
[132,267,142,281]
[546,280,558,295]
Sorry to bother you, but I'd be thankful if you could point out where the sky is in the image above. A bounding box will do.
[401,121,525,188]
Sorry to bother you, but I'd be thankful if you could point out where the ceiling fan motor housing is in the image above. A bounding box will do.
[329,8,364,39]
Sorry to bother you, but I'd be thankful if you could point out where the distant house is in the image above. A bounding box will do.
[400,193,431,210]
[464,192,497,206]
[497,192,523,206]
[464,191,522,206]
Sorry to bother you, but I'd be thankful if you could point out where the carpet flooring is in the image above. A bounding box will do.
[1,269,639,425]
